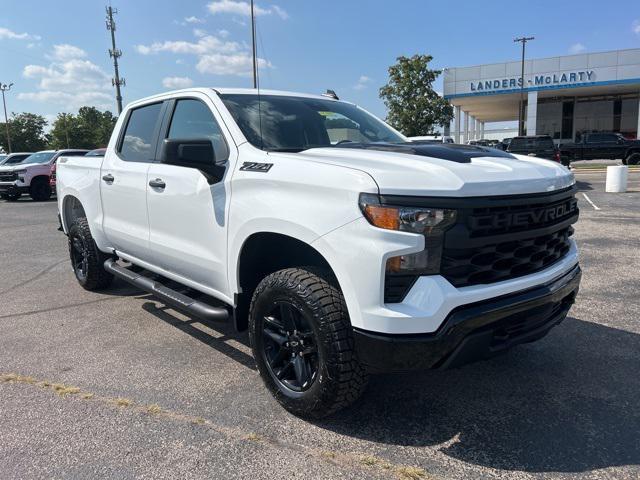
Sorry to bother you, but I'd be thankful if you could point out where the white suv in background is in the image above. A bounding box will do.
[0,149,87,201]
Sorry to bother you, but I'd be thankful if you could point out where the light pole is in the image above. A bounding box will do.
[0,82,13,154]
[514,36,534,136]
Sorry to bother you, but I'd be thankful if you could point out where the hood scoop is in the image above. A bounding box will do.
[336,142,516,163]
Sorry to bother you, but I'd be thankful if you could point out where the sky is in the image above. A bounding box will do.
[1,0,639,127]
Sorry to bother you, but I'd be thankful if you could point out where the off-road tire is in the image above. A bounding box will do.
[249,267,368,418]
[29,178,52,201]
[625,153,640,166]
[68,217,114,291]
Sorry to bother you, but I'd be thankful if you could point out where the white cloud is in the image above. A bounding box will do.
[271,5,289,20]
[136,34,240,55]
[353,75,372,90]
[18,44,112,111]
[162,76,194,89]
[207,0,288,19]
[568,43,586,54]
[136,31,272,77]
[197,53,271,76]
[193,28,207,38]
[218,29,230,38]
[184,16,205,24]
[50,44,87,61]
[633,20,640,35]
[0,26,40,41]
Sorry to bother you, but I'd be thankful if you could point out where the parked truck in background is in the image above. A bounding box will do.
[0,149,87,201]
[560,132,640,165]
[56,88,581,418]
[507,135,563,165]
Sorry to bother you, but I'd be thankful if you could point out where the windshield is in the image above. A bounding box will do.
[20,152,56,165]
[220,94,405,152]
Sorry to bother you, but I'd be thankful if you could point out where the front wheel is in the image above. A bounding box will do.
[29,178,52,201]
[249,268,368,418]
[68,217,114,291]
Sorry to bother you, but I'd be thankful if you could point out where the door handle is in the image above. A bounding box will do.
[148,178,166,189]
[102,174,114,183]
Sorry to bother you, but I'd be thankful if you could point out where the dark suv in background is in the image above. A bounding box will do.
[507,135,563,165]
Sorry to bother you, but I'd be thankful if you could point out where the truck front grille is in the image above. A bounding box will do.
[441,187,579,287]
[0,172,17,182]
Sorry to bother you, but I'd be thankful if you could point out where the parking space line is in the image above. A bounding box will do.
[581,193,601,211]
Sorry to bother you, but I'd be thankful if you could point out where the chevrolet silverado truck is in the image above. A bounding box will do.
[0,149,87,201]
[56,88,581,418]
[560,132,640,165]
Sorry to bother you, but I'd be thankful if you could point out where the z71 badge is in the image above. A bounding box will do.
[240,162,273,172]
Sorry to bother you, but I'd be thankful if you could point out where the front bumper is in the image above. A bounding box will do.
[353,264,581,373]
[0,182,27,196]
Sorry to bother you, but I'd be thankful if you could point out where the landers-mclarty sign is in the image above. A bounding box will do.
[470,70,595,92]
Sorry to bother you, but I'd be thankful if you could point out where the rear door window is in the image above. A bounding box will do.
[119,102,163,162]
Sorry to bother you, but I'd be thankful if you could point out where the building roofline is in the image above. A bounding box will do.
[444,47,640,71]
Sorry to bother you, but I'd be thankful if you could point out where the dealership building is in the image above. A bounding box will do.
[443,48,640,144]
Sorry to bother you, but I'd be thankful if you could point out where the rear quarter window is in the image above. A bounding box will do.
[118,102,163,162]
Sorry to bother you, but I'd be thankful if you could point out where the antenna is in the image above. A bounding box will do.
[106,5,125,114]
[250,0,258,89]
[251,0,264,149]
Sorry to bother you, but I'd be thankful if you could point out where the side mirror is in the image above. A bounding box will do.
[160,138,226,183]
[618,137,625,144]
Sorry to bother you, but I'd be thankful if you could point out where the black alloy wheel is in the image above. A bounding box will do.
[261,301,319,393]
[67,217,114,291]
[70,232,89,283]
[249,268,368,418]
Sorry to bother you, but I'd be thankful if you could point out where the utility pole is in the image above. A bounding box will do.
[250,0,258,88]
[514,36,534,136]
[0,82,13,154]
[106,6,125,114]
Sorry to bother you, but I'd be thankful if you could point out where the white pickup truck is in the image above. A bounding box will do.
[56,88,581,418]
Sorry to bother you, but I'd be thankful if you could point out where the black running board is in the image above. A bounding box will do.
[104,259,229,322]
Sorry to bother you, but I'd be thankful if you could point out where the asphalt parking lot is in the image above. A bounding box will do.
[1,171,639,480]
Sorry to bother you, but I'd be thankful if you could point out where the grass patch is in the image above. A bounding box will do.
[1,373,37,384]
[360,455,378,466]
[81,393,94,400]
[192,417,206,425]
[396,465,429,479]
[114,397,133,407]
[51,384,81,396]
[245,432,261,441]
[321,451,336,459]
[146,404,162,414]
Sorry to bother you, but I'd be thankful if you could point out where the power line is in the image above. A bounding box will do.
[106,5,125,114]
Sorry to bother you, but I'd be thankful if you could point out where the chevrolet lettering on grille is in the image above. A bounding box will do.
[470,198,578,230]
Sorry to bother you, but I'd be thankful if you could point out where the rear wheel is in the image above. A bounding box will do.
[625,153,640,166]
[68,217,114,291]
[249,268,368,418]
[29,178,52,201]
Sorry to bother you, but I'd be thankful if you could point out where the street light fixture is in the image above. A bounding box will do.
[514,37,534,136]
[0,82,14,154]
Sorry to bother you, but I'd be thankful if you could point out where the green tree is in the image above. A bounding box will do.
[379,54,453,137]
[0,112,48,152]
[49,107,117,149]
